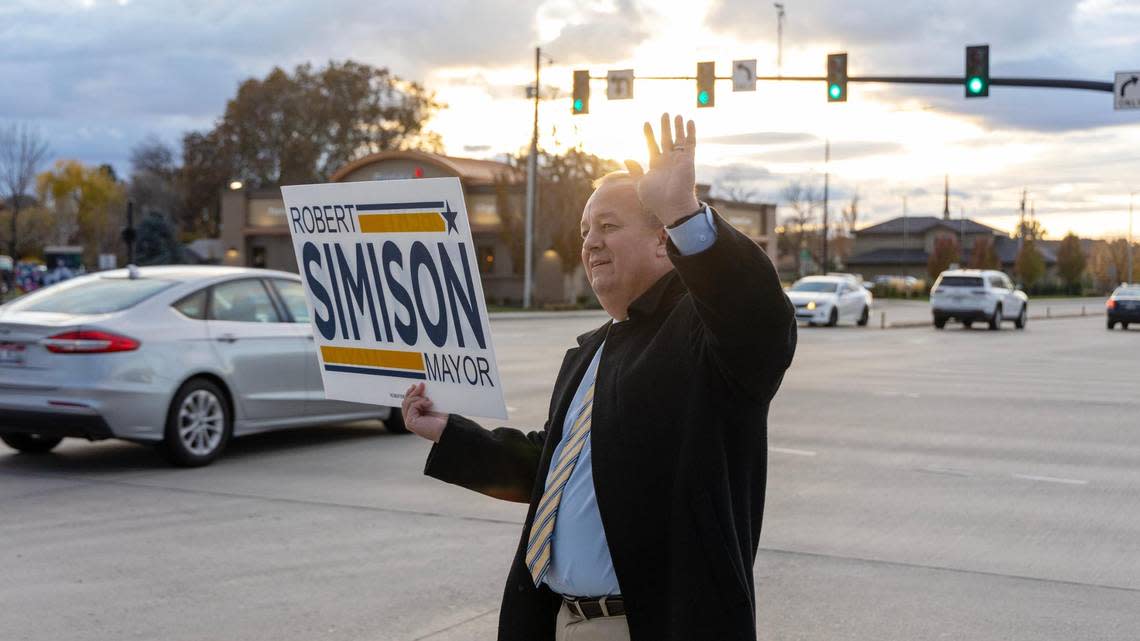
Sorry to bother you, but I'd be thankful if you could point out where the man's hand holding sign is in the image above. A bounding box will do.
[406,114,797,641]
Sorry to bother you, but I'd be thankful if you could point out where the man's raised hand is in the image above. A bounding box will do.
[624,113,701,227]
[401,382,448,443]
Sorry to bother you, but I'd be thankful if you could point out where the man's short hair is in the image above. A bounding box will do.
[591,170,661,228]
[592,170,636,190]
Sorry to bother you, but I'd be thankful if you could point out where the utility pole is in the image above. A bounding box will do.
[774,3,785,76]
[523,46,540,308]
[943,174,950,220]
[959,205,965,248]
[1017,188,1027,255]
[1128,192,1134,283]
[902,194,909,275]
[822,139,830,273]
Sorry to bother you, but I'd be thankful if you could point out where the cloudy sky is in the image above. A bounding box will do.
[2,0,1139,238]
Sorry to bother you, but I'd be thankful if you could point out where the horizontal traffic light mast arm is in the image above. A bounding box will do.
[853,75,1113,92]
[587,75,1113,92]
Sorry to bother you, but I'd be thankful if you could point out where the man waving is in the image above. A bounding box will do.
[402,114,796,641]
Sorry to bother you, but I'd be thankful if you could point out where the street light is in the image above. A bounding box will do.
[229,180,243,190]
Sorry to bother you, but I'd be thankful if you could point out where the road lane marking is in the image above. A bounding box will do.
[1011,473,1088,485]
[917,466,971,477]
[769,446,817,457]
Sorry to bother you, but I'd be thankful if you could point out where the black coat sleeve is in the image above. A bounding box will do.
[667,208,797,399]
[423,414,547,504]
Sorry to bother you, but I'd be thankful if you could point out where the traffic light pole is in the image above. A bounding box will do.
[524,47,540,309]
[822,140,829,273]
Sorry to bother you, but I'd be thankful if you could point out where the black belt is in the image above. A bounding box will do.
[563,595,625,620]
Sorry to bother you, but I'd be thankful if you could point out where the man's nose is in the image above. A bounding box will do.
[582,228,603,250]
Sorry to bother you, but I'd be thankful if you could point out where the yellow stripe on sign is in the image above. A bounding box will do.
[320,346,425,372]
[358,213,444,233]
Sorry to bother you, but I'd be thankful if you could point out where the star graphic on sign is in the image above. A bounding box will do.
[441,200,459,234]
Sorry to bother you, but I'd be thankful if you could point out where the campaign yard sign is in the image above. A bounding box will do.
[281,177,508,419]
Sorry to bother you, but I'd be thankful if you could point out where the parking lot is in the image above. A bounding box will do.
[2,312,1137,641]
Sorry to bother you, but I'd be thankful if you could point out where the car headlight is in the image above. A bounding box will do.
[807,301,816,310]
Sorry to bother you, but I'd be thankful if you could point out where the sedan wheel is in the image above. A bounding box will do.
[827,308,839,327]
[1014,305,1027,329]
[161,379,232,467]
[857,306,870,327]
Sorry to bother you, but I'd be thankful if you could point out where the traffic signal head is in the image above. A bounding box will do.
[827,53,847,102]
[965,45,989,98]
[696,61,715,108]
[572,70,590,114]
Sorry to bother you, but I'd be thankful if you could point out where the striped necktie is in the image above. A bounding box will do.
[525,380,596,585]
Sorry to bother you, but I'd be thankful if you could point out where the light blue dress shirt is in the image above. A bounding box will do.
[540,206,716,597]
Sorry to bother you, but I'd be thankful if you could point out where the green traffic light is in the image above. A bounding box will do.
[829,84,843,100]
[967,77,986,94]
[573,98,584,112]
[698,90,710,105]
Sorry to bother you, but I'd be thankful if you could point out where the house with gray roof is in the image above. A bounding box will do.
[848,215,1056,280]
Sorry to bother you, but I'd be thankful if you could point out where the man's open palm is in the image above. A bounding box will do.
[625,113,700,226]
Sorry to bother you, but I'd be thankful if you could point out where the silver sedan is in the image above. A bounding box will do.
[0,265,405,466]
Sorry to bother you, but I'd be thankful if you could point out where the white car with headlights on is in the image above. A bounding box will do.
[787,275,873,327]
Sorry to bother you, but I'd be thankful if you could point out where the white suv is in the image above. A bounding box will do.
[930,269,1028,330]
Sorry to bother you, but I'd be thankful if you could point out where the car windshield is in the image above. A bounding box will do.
[1115,287,1140,297]
[791,281,838,293]
[8,277,174,314]
[938,276,984,288]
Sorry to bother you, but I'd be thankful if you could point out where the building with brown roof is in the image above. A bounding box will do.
[219,150,571,304]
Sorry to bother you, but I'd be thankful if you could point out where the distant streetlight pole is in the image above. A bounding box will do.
[774,3,786,76]
[523,46,541,309]
[902,194,909,275]
[1129,191,1135,283]
[821,139,829,273]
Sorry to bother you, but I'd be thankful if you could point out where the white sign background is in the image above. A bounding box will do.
[733,59,757,92]
[281,177,508,419]
[1115,71,1140,110]
[607,69,634,100]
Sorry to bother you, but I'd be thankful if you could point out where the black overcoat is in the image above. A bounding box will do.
[424,210,797,641]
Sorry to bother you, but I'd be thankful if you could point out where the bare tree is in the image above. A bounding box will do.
[716,184,760,203]
[128,136,181,222]
[782,179,820,274]
[0,124,50,259]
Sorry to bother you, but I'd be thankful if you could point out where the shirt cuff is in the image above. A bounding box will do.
[665,204,717,255]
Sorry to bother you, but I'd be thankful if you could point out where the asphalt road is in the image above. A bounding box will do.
[2,312,1138,641]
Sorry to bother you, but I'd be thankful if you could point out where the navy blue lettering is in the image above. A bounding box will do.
[302,242,336,340]
[437,241,486,349]
[410,241,448,348]
[366,243,392,342]
[383,241,417,345]
[322,243,348,339]
[335,243,382,342]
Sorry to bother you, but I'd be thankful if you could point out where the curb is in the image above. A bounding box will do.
[881,311,1094,329]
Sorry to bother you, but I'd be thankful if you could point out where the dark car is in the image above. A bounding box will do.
[1106,284,1140,330]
